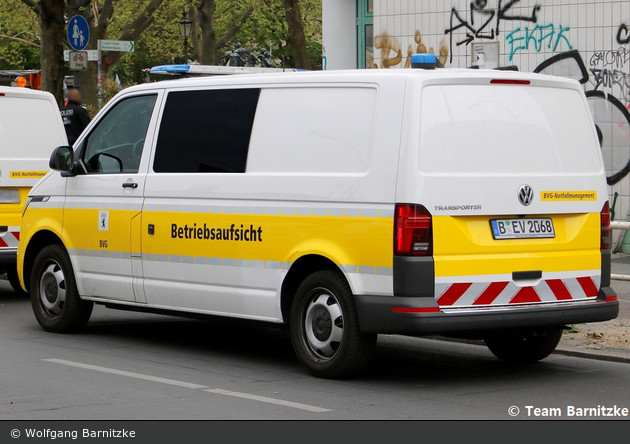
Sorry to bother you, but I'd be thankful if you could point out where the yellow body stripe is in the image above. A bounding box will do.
[141,209,393,268]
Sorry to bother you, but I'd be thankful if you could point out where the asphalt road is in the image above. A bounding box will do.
[1,279,629,421]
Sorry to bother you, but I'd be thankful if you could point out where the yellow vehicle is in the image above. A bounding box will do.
[0,86,67,292]
[18,57,619,377]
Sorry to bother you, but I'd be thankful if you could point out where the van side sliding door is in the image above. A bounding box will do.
[140,88,276,318]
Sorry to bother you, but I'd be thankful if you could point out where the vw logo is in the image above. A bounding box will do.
[518,185,534,206]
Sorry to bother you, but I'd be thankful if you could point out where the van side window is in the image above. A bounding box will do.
[246,87,376,174]
[82,94,157,174]
[153,89,260,173]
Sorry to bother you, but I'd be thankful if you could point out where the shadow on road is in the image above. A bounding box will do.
[76,307,574,384]
[2,284,597,385]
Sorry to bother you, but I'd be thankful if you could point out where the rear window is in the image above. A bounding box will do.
[419,84,602,175]
[0,96,64,158]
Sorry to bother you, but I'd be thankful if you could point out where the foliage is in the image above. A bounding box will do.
[236,0,322,69]
[0,0,40,69]
[2,0,322,89]
[108,0,190,85]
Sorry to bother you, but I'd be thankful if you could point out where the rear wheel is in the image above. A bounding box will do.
[290,270,376,378]
[30,244,93,333]
[7,271,27,294]
[484,328,563,363]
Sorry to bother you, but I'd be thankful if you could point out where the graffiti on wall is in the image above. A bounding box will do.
[374,31,448,69]
[585,26,630,102]
[505,23,572,61]
[618,24,630,45]
[444,0,540,62]
[534,48,630,186]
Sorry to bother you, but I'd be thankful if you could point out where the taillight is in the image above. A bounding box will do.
[601,201,611,250]
[394,204,432,256]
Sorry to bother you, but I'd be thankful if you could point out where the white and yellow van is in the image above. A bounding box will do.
[0,86,66,292]
[18,55,618,378]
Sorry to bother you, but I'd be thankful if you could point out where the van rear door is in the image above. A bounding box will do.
[397,76,609,310]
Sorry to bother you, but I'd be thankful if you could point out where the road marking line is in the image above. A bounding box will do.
[44,359,331,412]
[204,388,331,413]
[43,359,208,390]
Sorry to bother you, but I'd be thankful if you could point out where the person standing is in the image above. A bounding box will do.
[60,88,90,145]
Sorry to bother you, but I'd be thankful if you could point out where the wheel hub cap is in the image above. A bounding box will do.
[38,261,66,317]
[311,307,332,341]
[44,275,58,303]
[302,291,344,361]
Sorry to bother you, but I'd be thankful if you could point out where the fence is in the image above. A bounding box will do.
[611,221,630,281]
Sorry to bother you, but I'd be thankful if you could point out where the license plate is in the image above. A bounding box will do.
[490,218,555,239]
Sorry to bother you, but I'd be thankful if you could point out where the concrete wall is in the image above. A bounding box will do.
[372,0,630,247]
[322,0,357,70]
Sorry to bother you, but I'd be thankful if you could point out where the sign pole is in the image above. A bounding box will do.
[97,39,102,110]
[66,15,90,93]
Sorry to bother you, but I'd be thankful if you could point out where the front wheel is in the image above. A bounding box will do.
[484,328,563,363]
[290,270,376,378]
[30,244,93,333]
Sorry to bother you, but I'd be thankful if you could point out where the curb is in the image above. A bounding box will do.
[553,346,630,364]
[429,336,630,365]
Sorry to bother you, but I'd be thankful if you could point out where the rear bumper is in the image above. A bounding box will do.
[355,286,619,337]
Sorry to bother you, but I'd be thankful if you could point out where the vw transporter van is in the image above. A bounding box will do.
[18,55,618,378]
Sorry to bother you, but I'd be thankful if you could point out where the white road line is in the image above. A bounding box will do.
[43,359,209,390]
[44,358,332,413]
[204,388,331,413]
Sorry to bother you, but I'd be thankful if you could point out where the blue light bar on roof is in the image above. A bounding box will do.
[411,53,437,69]
[149,65,192,74]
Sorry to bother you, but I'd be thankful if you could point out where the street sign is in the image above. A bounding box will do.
[64,50,98,61]
[99,40,135,52]
[69,51,88,70]
[67,15,90,51]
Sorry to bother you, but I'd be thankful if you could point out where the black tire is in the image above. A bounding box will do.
[30,244,93,333]
[290,270,376,378]
[484,328,563,363]
[7,271,27,294]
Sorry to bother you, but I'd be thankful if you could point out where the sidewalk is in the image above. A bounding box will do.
[553,253,630,363]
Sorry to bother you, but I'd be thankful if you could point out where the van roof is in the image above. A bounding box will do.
[0,85,57,100]
[121,67,582,95]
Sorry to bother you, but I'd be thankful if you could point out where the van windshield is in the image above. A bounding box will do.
[419,84,602,175]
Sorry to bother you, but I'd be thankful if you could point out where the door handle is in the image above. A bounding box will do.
[122,182,138,189]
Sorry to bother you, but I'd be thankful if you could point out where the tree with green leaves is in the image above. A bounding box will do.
[192,1,253,65]
[5,0,322,107]
[26,0,66,105]
[282,0,309,69]
[0,0,40,70]
[19,0,166,108]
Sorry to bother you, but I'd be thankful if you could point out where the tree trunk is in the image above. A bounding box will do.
[198,0,218,65]
[38,0,66,106]
[282,0,310,69]
[196,1,254,65]
[190,5,201,63]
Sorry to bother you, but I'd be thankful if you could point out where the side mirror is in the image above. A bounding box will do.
[49,146,75,173]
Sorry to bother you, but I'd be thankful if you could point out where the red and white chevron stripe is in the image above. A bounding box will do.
[0,227,20,249]
[435,272,600,308]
